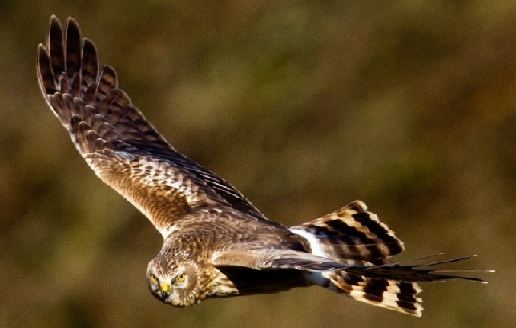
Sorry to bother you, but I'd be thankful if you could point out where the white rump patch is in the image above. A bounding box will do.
[289,228,325,257]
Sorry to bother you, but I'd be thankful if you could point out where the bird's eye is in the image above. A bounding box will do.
[150,274,159,285]
[175,273,186,285]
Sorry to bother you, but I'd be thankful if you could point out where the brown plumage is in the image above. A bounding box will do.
[37,16,490,317]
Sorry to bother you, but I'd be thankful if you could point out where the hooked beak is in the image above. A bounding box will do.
[158,283,171,301]
[160,282,171,293]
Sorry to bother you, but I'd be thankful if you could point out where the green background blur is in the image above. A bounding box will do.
[1,1,514,327]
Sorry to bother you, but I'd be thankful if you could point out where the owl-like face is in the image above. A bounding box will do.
[146,261,201,307]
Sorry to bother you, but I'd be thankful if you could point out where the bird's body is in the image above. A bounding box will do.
[37,15,489,317]
[152,210,311,304]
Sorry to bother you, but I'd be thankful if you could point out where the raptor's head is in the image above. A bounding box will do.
[146,257,203,307]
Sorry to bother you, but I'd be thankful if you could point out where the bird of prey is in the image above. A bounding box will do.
[37,16,489,317]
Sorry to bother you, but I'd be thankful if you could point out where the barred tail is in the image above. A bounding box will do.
[316,255,490,317]
[290,200,404,265]
[293,201,491,316]
[324,271,423,316]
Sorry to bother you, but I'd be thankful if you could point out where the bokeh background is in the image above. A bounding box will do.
[1,1,514,327]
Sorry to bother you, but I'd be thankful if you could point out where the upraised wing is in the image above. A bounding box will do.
[37,16,266,237]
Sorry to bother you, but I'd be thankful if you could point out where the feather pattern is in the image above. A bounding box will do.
[37,16,491,316]
[325,271,423,316]
[37,16,266,237]
[290,201,404,265]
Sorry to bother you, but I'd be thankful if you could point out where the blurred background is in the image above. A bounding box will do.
[1,1,514,327]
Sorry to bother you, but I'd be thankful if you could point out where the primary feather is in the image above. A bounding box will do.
[37,16,266,238]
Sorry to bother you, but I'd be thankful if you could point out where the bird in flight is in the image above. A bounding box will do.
[37,16,489,317]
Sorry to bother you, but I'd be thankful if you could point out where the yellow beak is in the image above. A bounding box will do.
[160,283,171,293]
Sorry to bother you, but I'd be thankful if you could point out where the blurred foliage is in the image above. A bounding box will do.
[0,1,515,327]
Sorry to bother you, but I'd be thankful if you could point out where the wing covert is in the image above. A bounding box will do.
[212,248,349,271]
[37,16,266,236]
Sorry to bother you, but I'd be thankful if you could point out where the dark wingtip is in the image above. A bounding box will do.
[83,38,98,59]
[37,43,47,64]
[66,16,79,27]
[65,16,81,40]
[50,14,60,24]
[66,17,81,39]
[49,15,62,36]
[81,37,99,87]
[48,14,65,78]
[83,37,96,47]
[37,43,57,96]
[65,16,82,82]
[36,43,45,80]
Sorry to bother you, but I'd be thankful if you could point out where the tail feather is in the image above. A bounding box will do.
[294,201,491,316]
[323,271,423,316]
[290,200,403,265]
[346,255,490,283]
[293,200,422,316]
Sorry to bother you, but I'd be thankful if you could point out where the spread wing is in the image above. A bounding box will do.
[37,16,266,237]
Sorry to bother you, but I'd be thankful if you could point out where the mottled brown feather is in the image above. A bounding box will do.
[37,16,266,237]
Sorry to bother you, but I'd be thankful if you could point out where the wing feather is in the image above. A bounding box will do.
[212,248,349,271]
[212,248,488,283]
[37,16,266,237]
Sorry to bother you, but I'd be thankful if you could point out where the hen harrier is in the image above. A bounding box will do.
[37,16,489,317]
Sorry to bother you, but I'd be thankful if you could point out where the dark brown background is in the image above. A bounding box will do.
[1,1,514,327]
